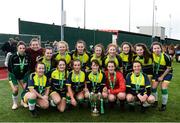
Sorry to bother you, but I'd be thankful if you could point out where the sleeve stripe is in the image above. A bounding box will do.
[28,86,34,89]
[66,84,71,86]
[146,85,151,88]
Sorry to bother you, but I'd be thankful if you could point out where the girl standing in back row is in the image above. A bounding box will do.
[119,42,134,77]
[151,42,173,111]
[8,41,30,109]
[70,40,90,71]
[134,43,153,83]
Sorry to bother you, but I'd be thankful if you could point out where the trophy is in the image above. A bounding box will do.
[90,92,100,116]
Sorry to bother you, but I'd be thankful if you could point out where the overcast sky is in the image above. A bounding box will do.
[0,0,179,39]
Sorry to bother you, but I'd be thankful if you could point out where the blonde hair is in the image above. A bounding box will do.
[94,43,105,56]
[106,43,118,55]
[29,38,41,46]
[58,40,69,52]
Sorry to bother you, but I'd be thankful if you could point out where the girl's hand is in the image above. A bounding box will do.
[84,90,90,98]
[71,98,77,106]
[141,94,148,102]
[42,95,48,100]
[102,91,108,99]
[137,94,143,101]
[158,76,164,82]
[108,89,111,94]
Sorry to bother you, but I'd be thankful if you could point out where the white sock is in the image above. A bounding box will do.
[12,95,18,104]
[162,94,168,105]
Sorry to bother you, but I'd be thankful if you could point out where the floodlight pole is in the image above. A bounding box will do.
[169,14,172,38]
[151,0,155,43]
[129,0,131,32]
[84,0,86,29]
[61,0,64,41]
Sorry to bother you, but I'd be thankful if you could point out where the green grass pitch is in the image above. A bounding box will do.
[0,62,180,122]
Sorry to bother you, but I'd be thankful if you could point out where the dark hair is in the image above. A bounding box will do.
[168,44,175,51]
[74,40,87,57]
[176,44,180,50]
[150,41,163,51]
[107,60,117,68]
[71,59,81,69]
[134,43,152,64]
[121,42,134,62]
[35,62,45,69]
[17,41,26,48]
[57,59,68,79]
[91,59,100,66]
[133,61,142,68]
[45,46,53,50]
[44,46,53,55]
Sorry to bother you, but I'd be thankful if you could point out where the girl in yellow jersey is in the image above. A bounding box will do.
[119,42,134,77]
[84,59,106,114]
[66,60,86,107]
[103,43,122,70]
[70,40,90,71]
[126,61,155,112]
[134,43,153,83]
[89,44,105,69]
[151,42,173,111]
[37,47,53,78]
[23,62,50,117]
[49,59,69,112]
[52,41,71,69]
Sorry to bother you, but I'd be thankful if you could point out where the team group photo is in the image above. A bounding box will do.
[0,0,180,122]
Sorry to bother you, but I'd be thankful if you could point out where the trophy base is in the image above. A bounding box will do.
[91,111,100,117]
[91,113,100,117]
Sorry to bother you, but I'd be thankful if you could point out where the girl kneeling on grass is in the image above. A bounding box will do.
[49,59,69,112]
[102,61,126,110]
[23,62,50,117]
[66,60,86,107]
[84,59,106,114]
[126,61,155,112]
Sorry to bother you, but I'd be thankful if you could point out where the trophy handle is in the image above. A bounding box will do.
[100,98,104,114]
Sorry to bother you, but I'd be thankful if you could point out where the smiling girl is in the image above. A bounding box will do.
[103,61,126,110]
[103,43,122,70]
[151,42,173,111]
[50,59,69,112]
[66,60,86,107]
[52,41,71,69]
[8,41,30,109]
[119,42,134,77]
[71,40,90,71]
[134,43,153,83]
[126,61,155,112]
[89,44,104,69]
[23,62,50,117]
